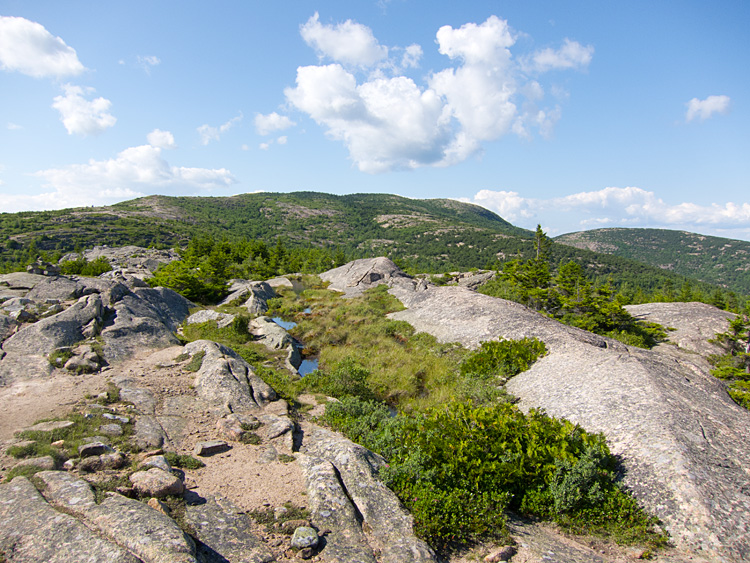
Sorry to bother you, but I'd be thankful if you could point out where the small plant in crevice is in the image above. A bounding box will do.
[185,350,206,372]
[163,452,205,470]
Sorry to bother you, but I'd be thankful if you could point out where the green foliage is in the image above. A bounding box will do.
[481,250,669,349]
[556,227,750,297]
[4,463,49,482]
[302,357,376,400]
[48,348,74,368]
[322,398,665,550]
[163,452,205,469]
[185,350,206,372]
[708,314,750,409]
[59,256,112,276]
[240,432,262,445]
[11,410,133,472]
[147,260,229,304]
[460,338,547,380]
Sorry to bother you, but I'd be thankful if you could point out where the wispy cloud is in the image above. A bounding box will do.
[254,112,295,135]
[136,55,161,74]
[198,113,243,145]
[461,187,750,238]
[686,95,730,122]
[0,133,236,213]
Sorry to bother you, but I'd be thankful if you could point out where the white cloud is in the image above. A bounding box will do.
[52,84,116,136]
[686,95,731,122]
[462,187,750,237]
[147,128,176,149]
[528,38,594,72]
[259,142,270,150]
[401,44,423,69]
[0,16,85,78]
[300,12,388,67]
[7,122,22,130]
[285,15,589,173]
[277,136,288,145]
[137,55,160,74]
[286,64,450,173]
[198,113,243,145]
[254,112,295,135]
[0,143,237,212]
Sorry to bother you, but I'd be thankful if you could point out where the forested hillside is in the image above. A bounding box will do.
[0,192,743,304]
[556,228,750,295]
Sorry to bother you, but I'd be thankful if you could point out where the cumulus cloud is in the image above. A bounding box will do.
[147,128,176,149]
[0,16,85,78]
[52,84,116,135]
[462,187,750,236]
[528,38,594,72]
[254,112,296,135]
[285,14,592,173]
[686,95,731,122]
[0,140,237,212]
[300,12,388,67]
[198,113,243,145]
[137,54,160,74]
[286,64,450,172]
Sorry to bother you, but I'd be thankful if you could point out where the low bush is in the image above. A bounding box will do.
[322,398,667,550]
[460,337,546,380]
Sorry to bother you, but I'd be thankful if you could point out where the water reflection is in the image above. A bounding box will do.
[271,317,297,330]
[298,358,318,377]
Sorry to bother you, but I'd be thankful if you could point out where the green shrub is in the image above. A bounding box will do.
[322,398,666,550]
[59,256,112,277]
[147,260,228,304]
[163,452,205,469]
[240,432,262,445]
[460,337,547,380]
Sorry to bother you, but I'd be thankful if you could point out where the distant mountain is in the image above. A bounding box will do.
[556,228,750,295]
[0,192,739,297]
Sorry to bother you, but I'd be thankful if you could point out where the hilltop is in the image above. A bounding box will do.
[556,228,750,295]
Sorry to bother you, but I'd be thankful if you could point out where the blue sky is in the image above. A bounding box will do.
[1,1,748,240]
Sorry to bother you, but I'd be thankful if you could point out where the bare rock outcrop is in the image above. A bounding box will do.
[300,426,438,563]
[0,272,194,384]
[625,301,736,357]
[185,339,277,412]
[67,245,180,278]
[379,272,750,562]
[0,476,139,562]
[320,256,418,297]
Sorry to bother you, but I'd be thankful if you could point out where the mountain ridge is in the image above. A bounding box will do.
[555,227,750,295]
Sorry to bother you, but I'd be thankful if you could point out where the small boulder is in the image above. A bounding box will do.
[484,546,516,562]
[78,441,112,458]
[291,526,319,549]
[78,452,126,472]
[193,440,231,457]
[25,420,75,433]
[98,424,123,437]
[130,467,185,498]
[141,454,173,473]
[13,455,57,471]
[216,413,261,441]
